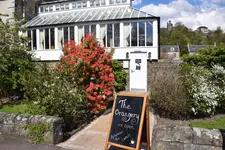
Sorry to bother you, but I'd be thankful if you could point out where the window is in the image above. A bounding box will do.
[32,30,37,50]
[78,26,84,42]
[116,0,121,3]
[82,2,87,7]
[122,0,127,2]
[84,25,89,36]
[131,22,137,46]
[45,6,49,12]
[124,23,130,47]
[146,21,153,46]
[77,2,81,8]
[50,28,55,49]
[64,27,69,43]
[100,0,106,5]
[40,29,44,50]
[70,26,74,41]
[100,24,106,46]
[60,4,64,10]
[91,25,96,38]
[40,7,44,12]
[90,0,94,6]
[72,3,76,9]
[107,24,113,47]
[65,4,69,10]
[58,28,63,49]
[110,0,115,4]
[49,5,53,11]
[96,0,100,6]
[45,29,49,49]
[28,30,32,48]
[56,5,60,10]
[139,22,145,46]
[114,23,120,47]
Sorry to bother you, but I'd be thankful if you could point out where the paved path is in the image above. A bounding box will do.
[0,136,67,150]
[58,110,156,150]
[58,113,111,150]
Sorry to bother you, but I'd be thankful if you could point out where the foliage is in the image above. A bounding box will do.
[23,63,89,129]
[160,21,225,56]
[182,45,225,68]
[24,123,50,144]
[150,67,190,119]
[0,103,27,114]
[190,116,225,129]
[57,34,115,114]
[183,64,225,116]
[112,60,128,92]
[0,14,35,98]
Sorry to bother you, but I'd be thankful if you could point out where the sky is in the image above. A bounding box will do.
[132,0,225,31]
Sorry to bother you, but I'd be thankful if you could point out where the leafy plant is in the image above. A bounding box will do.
[24,123,50,144]
[57,34,115,114]
[0,14,35,98]
[112,60,128,92]
[23,63,89,130]
[150,67,190,119]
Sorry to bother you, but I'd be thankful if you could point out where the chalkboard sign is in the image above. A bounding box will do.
[105,92,150,150]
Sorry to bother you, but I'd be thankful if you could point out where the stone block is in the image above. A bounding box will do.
[3,113,18,125]
[170,126,192,143]
[0,112,7,124]
[192,128,222,146]
[184,144,222,150]
[152,141,184,150]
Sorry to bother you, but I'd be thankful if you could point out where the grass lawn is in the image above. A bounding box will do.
[190,116,225,129]
[0,104,27,114]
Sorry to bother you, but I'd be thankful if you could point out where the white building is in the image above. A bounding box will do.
[23,0,160,92]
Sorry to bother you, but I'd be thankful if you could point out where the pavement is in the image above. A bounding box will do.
[0,136,67,150]
[57,110,156,150]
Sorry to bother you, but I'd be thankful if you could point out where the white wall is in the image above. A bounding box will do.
[0,0,15,23]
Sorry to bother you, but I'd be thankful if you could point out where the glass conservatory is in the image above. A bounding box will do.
[22,0,160,61]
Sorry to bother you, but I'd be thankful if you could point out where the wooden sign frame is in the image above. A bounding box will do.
[104,92,150,150]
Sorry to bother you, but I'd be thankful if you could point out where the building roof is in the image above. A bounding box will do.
[24,6,156,27]
[160,45,180,52]
[187,45,214,53]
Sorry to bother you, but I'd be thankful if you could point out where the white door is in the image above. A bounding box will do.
[129,52,148,92]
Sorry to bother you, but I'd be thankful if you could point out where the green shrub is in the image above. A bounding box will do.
[150,67,190,119]
[182,45,225,68]
[182,64,225,116]
[0,15,35,98]
[24,123,50,144]
[112,60,128,92]
[23,64,89,130]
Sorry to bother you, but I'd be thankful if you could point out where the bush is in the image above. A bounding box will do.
[150,67,190,119]
[182,45,225,68]
[0,15,35,98]
[183,64,225,116]
[57,34,115,114]
[23,64,89,129]
[112,60,128,92]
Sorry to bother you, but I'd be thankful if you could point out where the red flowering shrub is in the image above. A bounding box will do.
[57,34,115,114]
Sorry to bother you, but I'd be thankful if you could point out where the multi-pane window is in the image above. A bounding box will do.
[65,4,69,10]
[50,28,55,49]
[139,22,145,46]
[124,23,130,47]
[114,23,120,47]
[56,5,60,10]
[131,22,137,46]
[84,25,89,36]
[58,27,63,49]
[64,27,69,42]
[45,29,49,49]
[78,26,84,42]
[70,26,74,41]
[33,30,37,50]
[91,25,96,38]
[28,30,32,48]
[123,21,153,47]
[49,5,53,11]
[146,21,153,46]
[27,30,37,50]
[107,24,113,47]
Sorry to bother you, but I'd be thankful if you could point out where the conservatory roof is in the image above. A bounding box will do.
[24,6,156,27]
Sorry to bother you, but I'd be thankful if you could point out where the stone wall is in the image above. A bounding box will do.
[0,112,63,144]
[147,60,182,91]
[151,125,225,150]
